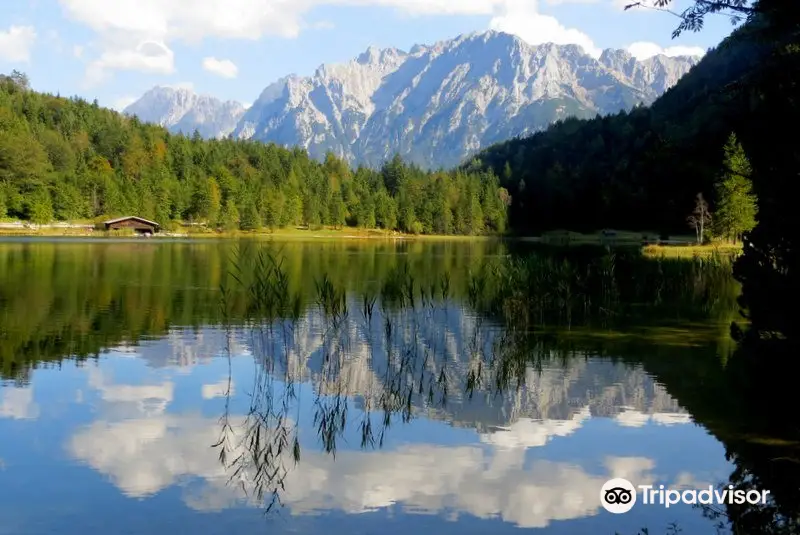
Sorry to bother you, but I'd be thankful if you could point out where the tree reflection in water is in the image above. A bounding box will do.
[690,336,800,535]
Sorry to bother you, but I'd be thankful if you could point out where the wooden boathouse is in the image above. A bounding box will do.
[103,216,160,235]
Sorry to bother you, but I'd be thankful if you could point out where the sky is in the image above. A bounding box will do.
[0,0,739,111]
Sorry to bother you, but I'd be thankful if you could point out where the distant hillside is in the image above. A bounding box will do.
[471,22,772,234]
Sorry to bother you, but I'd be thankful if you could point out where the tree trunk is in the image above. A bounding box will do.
[699,219,704,244]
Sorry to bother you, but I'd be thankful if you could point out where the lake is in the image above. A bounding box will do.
[0,238,792,535]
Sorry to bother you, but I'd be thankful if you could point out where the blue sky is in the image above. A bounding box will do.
[0,0,737,111]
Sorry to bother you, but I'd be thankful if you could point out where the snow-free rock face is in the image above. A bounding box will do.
[124,87,246,139]
[127,31,699,168]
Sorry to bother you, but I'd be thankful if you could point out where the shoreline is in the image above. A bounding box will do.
[0,223,743,254]
[0,226,505,241]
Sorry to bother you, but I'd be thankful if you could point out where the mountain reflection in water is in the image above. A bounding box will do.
[59,327,710,532]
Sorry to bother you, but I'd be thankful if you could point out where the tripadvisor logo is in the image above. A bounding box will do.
[600,478,771,514]
[601,478,637,514]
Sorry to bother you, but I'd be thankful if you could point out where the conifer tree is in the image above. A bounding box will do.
[714,133,758,243]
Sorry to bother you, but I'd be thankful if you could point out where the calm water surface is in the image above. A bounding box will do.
[0,238,752,534]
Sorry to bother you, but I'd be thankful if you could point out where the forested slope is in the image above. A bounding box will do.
[0,73,508,235]
[471,21,773,234]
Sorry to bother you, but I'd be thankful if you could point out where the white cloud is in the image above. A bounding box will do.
[0,387,39,420]
[60,0,705,83]
[202,57,238,79]
[68,410,666,528]
[111,95,138,111]
[70,415,229,497]
[131,329,237,370]
[85,39,174,85]
[0,25,37,62]
[489,0,602,58]
[73,44,84,58]
[480,407,591,449]
[614,409,693,428]
[51,0,520,55]
[627,41,706,60]
[87,368,174,417]
[58,0,303,41]
[650,412,694,425]
[51,0,520,82]
[201,378,234,399]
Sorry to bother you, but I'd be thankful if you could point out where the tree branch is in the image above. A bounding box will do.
[626,0,756,37]
[626,0,741,21]
[688,0,755,16]
[624,1,684,19]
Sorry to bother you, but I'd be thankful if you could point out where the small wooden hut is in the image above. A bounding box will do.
[103,216,160,235]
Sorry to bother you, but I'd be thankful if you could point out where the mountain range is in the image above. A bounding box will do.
[124,31,701,169]
[127,307,688,431]
[124,88,247,139]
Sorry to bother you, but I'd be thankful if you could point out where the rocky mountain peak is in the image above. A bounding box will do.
[600,48,632,62]
[126,31,700,168]
[124,86,246,139]
[356,45,405,66]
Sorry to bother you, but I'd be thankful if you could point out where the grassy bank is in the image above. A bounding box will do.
[539,229,692,245]
[642,243,743,258]
[541,230,659,244]
[188,226,501,241]
[0,226,95,237]
[536,230,743,257]
[546,322,738,348]
[0,223,502,241]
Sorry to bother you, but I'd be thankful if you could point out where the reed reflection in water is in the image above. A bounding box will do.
[211,245,736,517]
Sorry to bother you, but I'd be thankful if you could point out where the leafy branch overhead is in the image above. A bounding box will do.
[624,0,756,38]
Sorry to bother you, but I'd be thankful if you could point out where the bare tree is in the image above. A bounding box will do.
[687,193,713,244]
